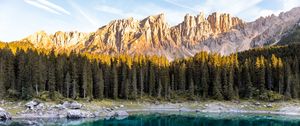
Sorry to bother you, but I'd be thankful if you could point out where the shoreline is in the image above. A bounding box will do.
[8,109,300,120]
[2,100,300,120]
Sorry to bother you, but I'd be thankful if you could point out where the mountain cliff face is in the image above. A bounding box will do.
[21,7,300,60]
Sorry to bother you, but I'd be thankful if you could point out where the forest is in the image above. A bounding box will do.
[0,42,299,101]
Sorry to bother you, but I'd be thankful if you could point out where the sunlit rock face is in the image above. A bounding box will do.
[21,7,300,60]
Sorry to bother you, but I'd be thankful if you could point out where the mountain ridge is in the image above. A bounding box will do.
[15,7,300,60]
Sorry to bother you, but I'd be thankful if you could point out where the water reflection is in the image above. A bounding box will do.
[2,112,300,126]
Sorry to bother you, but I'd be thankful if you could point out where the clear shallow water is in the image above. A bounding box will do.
[4,112,300,126]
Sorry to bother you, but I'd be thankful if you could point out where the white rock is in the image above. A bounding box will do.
[63,101,82,109]
[25,100,40,109]
[106,111,116,118]
[115,110,129,117]
[66,110,94,119]
[0,108,11,121]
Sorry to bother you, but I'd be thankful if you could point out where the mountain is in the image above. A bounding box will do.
[19,7,300,60]
[277,22,300,45]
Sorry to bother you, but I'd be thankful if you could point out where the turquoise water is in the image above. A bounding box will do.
[5,112,300,126]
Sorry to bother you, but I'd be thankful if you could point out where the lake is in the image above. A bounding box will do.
[3,112,300,126]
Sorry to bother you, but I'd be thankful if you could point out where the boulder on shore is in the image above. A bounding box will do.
[63,101,82,109]
[0,108,11,121]
[25,100,40,110]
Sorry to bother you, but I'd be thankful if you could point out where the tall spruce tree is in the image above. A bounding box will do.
[201,63,209,98]
[212,67,223,100]
[130,65,137,99]
[64,72,71,98]
[148,63,155,96]
[48,51,56,99]
[255,56,266,95]
[284,63,292,99]
[111,63,118,99]
[242,60,253,98]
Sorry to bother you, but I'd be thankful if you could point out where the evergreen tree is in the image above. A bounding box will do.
[292,57,300,98]
[82,61,93,98]
[130,65,137,99]
[255,56,266,94]
[120,63,127,98]
[278,58,284,94]
[178,63,186,90]
[242,60,253,98]
[70,60,78,99]
[212,67,223,100]
[284,63,292,99]
[148,63,155,96]
[93,64,104,99]
[55,55,65,95]
[48,51,56,100]
[201,63,209,98]
[111,63,118,99]
[3,47,16,97]
[138,67,144,98]
[226,66,234,100]
[0,58,6,98]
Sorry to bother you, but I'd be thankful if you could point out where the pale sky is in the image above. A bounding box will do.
[0,0,299,42]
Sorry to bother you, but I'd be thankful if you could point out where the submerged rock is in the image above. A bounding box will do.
[66,110,94,119]
[179,107,191,112]
[106,111,115,118]
[0,108,11,121]
[115,110,129,117]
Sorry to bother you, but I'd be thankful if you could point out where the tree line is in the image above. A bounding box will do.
[0,43,299,101]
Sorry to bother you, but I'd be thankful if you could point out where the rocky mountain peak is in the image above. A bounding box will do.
[207,12,244,34]
[19,7,300,60]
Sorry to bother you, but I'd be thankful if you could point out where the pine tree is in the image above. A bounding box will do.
[162,68,170,99]
[64,72,71,98]
[226,66,234,100]
[187,63,194,97]
[48,51,56,99]
[266,63,273,90]
[3,47,16,97]
[178,63,186,90]
[148,63,155,96]
[242,60,253,98]
[55,55,65,95]
[278,58,284,94]
[17,50,33,100]
[0,58,6,98]
[201,63,209,98]
[111,63,118,99]
[284,63,292,99]
[138,67,144,98]
[130,65,137,99]
[70,60,78,99]
[82,61,93,99]
[255,56,266,94]
[212,67,223,100]
[221,67,228,99]
[120,63,127,98]
[292,57,300,98]
[93,64,104,99]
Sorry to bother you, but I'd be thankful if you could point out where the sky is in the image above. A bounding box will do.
[0,0,300,42]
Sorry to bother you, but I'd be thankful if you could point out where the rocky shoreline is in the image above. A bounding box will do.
[1,100,300,122]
